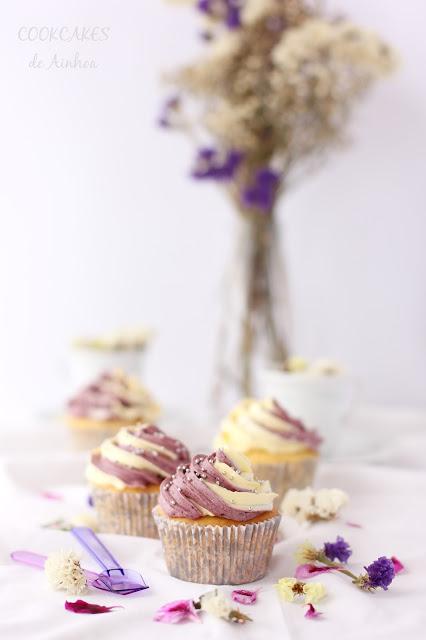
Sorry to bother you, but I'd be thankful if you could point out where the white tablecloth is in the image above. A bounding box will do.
[1,406,425,639]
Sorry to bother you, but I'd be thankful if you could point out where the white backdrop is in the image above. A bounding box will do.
[0,0,425,420]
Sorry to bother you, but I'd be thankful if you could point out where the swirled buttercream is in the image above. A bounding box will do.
[86,424,190,489]
[158,449,277,521]
[67,370,160,422]
[214,397,321,455]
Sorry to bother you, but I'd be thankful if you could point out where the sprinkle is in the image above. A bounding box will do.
[216,480,221,485]
[170,500,176,506]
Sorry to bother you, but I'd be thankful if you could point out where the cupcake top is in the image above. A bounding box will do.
[215,397,322,455]
[158,449,277,522]
[67,370,160,422]
[86,424,190,489]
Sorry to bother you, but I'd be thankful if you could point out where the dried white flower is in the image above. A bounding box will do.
[282,487,348,523]
[44,550,87,595]
[200,589,232,619]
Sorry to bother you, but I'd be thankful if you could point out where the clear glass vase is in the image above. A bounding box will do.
[212,209,289,408]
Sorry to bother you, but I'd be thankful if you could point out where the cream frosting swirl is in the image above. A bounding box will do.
[67,370,160,422]
[86,424,190,489]
[215,397,322,455]
[158,449,277,521]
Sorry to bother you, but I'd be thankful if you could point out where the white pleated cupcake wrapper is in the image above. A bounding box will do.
[251,457,318,506]
[91,486,160,538]
[153,507,281,585]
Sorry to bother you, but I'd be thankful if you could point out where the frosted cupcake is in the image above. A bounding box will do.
[214,397,321,504]
[65,369,160,450]
[86,423,190,538]
[153,449,280,584]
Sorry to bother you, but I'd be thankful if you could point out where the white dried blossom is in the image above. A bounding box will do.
[282,487,348,523]
[44,550,87,595]
[242,0,277,25]
[200,589,232,619]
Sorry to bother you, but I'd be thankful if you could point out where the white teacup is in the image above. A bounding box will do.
[258,369,356,457]
[69,346,146,389]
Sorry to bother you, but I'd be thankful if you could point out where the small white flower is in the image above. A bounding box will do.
[200,589,232,620]
[44,550,87,595]
[282,487,348,523]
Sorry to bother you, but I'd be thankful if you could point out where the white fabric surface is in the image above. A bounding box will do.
[1,406,425,639]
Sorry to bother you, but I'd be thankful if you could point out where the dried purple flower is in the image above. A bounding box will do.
[323,536,352,563]
[158,96,180,128]
[364,557,395,591]
[196,0,241,30]
[191,147,242,180]
[241,167,280,213]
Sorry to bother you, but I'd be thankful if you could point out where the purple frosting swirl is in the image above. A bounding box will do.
[91,424,190,488]
[158,450,272,522]
[261,400,322,449]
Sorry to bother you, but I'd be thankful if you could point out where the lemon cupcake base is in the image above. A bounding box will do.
[153,506,281,585]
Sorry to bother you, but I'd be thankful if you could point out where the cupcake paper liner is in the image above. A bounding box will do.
[251,456,318,506]
[153,507,281,585]
[91,486,160,538]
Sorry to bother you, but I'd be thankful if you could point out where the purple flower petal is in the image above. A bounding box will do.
[154,599,200,624]
[232,589,258,605]
[365,557,395,590]
[323,536,352,563]
[305,603,322,619]
[391,556,405,574]
[241,167,280,213]
[65,600,123,614]
[295,564,335,579]
[40,490,63,501]
[191,147,242,181]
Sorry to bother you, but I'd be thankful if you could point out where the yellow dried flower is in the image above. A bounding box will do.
[295,541,319,564]
[276,577,298,602]
[303,582,327,604]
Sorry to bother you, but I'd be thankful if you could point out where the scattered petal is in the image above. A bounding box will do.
[295,564,335,579]
[391,556,405,574]
[65,600,123,614]
[40,490,63,501]
[346,521,362,528]
[232,589,257,605]
[305,603,323,619]
[154,599,200,624]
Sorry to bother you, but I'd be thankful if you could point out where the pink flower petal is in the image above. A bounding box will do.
[295,564,335,579]
[154,599,200,624]
[65,600,123,614]
[232,589,258,605]
[391,556,405,574]
[40,490,63,501]
[345,521,362,528]
[305,603,322,619]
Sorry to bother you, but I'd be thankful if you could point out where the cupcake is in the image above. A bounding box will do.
[86,423,190,538]
[65,369,160,450]
[153,449,280,584]
[214,397,322,504]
